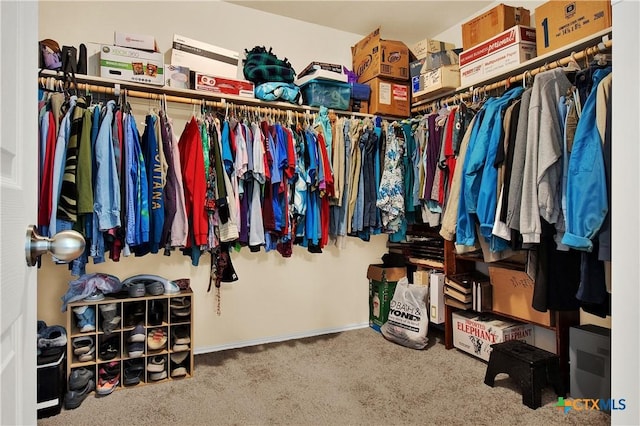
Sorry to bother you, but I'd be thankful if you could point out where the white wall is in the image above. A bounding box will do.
[37,1,388,351]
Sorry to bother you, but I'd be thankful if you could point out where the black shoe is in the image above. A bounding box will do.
[99,337,119,361]
[64,379,95,410]
[148,300,164,326]
[68,368,94,391]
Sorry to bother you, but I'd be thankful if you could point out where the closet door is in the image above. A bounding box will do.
[0,1,39,425]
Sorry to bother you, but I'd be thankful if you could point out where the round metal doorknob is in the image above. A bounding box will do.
[25,225,86,267]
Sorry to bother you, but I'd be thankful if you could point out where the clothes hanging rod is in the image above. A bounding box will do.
[38,70,398,121]
[412,38,612,114]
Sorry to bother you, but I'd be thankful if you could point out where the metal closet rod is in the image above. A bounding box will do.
[413,38,613,113]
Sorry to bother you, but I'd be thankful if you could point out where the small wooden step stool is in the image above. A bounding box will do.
[484,340,564,409]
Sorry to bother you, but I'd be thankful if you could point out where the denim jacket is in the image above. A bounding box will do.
[93,100,121,230]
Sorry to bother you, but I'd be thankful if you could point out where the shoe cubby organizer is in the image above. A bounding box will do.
[66,289,194,392]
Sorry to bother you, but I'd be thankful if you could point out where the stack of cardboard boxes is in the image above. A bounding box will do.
[410,38,461,102]
[351,28,411,117]
[458,4,536,88]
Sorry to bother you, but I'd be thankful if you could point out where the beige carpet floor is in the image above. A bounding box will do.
[38,327,610,426]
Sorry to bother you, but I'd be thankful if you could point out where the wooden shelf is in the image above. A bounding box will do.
[411,27,612,111]
[66,289,194,392]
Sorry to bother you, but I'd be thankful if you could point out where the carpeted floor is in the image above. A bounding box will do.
[38,327,610,426]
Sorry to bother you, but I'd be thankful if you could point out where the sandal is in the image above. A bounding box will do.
[170,297,191,310]
[147,328,167,351]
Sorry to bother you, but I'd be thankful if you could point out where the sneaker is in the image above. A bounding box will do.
[149,370,167,381]
[123,364,144,386]
[147,328,167,351]
[64,379,95,409]
[147,355,166,373]
[170,363,187,378]
[96,374,119,395]
[73,306,96,332]
[99,303,118,321]
[163,280,181,295]
[128,324,145,343]
[99,337,120,361]
[68,368,94,391]
[170,351,189,364]
[127,341,144,358]
[124,303,145,327]
[84,290,105,301]
[145,280,165,296]
[172,327,191,345]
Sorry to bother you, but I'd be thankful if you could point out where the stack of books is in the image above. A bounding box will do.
[444,272,491,312]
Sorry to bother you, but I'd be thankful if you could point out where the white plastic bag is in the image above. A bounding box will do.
[381,277,429,349]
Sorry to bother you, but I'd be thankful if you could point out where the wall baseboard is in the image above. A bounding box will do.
[194,322,370,355]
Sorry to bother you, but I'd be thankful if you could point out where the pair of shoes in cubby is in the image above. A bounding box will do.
[97,361,120,395]
[170,297,191,320]
[170,351,189,378]
[99,304,121,335]
[72,336,95,362]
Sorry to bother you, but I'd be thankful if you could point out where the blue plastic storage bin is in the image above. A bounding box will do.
[300,79,351,110]
[350,82,371,101]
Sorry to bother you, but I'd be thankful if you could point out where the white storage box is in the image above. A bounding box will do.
[460,26,537,88]
[452,310,534,362]
[429,272,445,324]
[100,45,164,86]
[114,32,157,52]
[168,34,240,79]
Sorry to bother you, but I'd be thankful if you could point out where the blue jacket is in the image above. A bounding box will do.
[561,67,612,251]
[457,88,523,249]
[93,100,121,231]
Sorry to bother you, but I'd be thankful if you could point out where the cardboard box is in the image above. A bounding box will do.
[412,65,460,100]
[114,32,157,52]
[193,73,254,98]
[488,266,554,327]
[165,64,190,89]
[534,0,612,56]
[100,45,164,86]
[411,38,456,59]
[367,264,406,332]
[429,272,445,324]
[461,4,531,50]
[460,26,537,88]
[366,77,410,117]
[413,270,430,286]
[420,50,460,72]
[452,311,535,362]
[168,34,240,79]
[352,28,410,83]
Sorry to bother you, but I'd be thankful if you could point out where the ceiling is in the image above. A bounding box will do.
[226,1,493,45]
